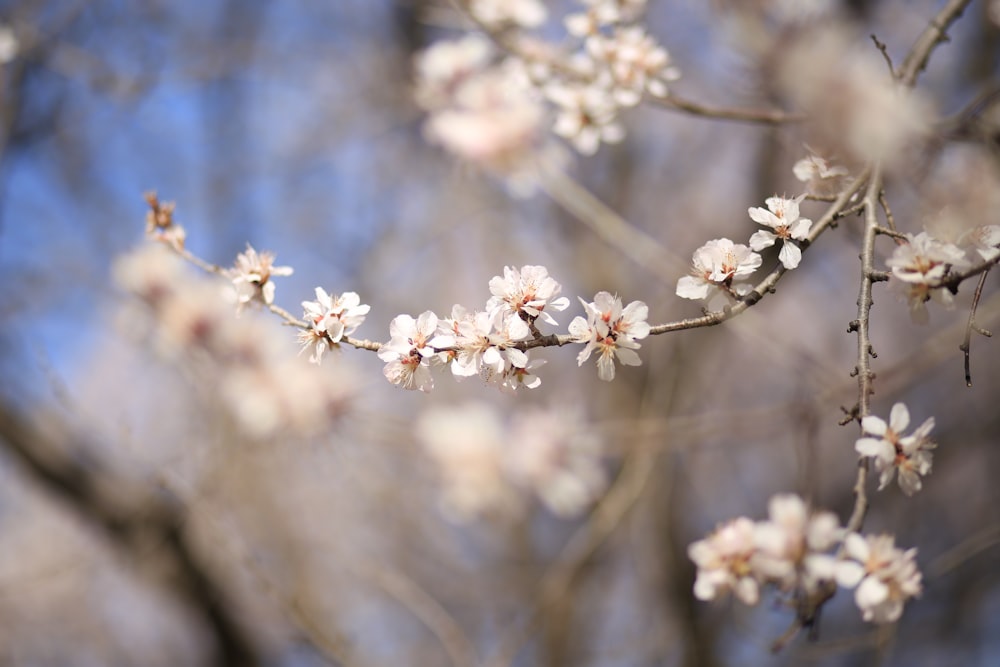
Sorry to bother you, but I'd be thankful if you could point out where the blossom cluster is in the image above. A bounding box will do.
[886,227,1000,324]
[376,265,649,392]
[689,494,923,624]
[114,246,353,438]
[676,156,824,309]
[225,243,294,310]
[415,402,606,521]
[412,0,681,186]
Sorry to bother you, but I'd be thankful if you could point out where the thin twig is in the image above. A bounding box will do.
[960,268,993,387]
[897,0,973,87]
[870,34,896,78]
[650,93,804,125]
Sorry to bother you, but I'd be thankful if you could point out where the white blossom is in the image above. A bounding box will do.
[959,224,1000,262]
[748,195,813,269]
[416,403,514,521]
[855,402,936,496]
[545,80,624,155]
[378,312,447,392]
[676,238,762,306]
[487,265,570,327]
[688,517,762,605]
[468,0,547,30]
[569,291,649,381]
[225,243,294,309]
[585,27,680,106]
[752,494,843,594]
[793,151,849,195]
[835,533,922,624]
[298,289,370,365]
[886,232,968,324]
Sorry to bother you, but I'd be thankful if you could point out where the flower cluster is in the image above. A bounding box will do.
[414,0,679,162]
[115,246,352,438]
[569,291,650,381]
[413,35,552,192]
[378,265,648,392]
[689,494,923,624]
[225,243,294,310]
[855,402,936,497]
[415,402,605,521]
[884,224,1000,323]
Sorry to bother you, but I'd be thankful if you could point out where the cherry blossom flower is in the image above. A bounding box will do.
[886,232,968,323]
[834,533,922,624]
[752,494,843,594]
[585,27,680,106]
[565,0,647,33]
[959,224,1000,262]
[793,151,850,195]
[298,289,370,365]
[378,312,447,392]
[487,265,570,327]
[855,402,936,496]
[506,406,606,517]
[676,238,762,306]
[415,39,552,192]
[569,292,649,381]
[225,244,294,309]
[748,195,813,270]
[688,517,762,605]
[545,80,624,155]
[442,306,530,380]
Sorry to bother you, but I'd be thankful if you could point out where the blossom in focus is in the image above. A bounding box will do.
[676,238,762,306]
[487,264,570,326]
[298,289,370,365]
[568,291,650,381]
[226,243,294,309]
[688,517,762,605]
[748,195,813,269]
[855,402,936,496]
[835,533,922,624]
[378,312,446,392]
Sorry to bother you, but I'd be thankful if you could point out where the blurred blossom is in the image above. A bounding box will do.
[506,406,606,517]
[585,27,680,107]
[0,24,18,64]
[545,79,625,154]
[753,494,842,594]
[416,403,515,521]
[415,38,555,192]
[886,232,968,324]
[416,403,606,521]
[113,246,352,438]
[855,402,936,496]
[778,26,932,167]
[468,0,547,30]
[689,517,762,605]
[835,534,923,624]
[793,150,850,196]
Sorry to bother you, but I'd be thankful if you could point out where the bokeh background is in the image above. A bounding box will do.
[1,1,999,665]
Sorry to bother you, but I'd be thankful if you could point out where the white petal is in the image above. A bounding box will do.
[778,241,802,269]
